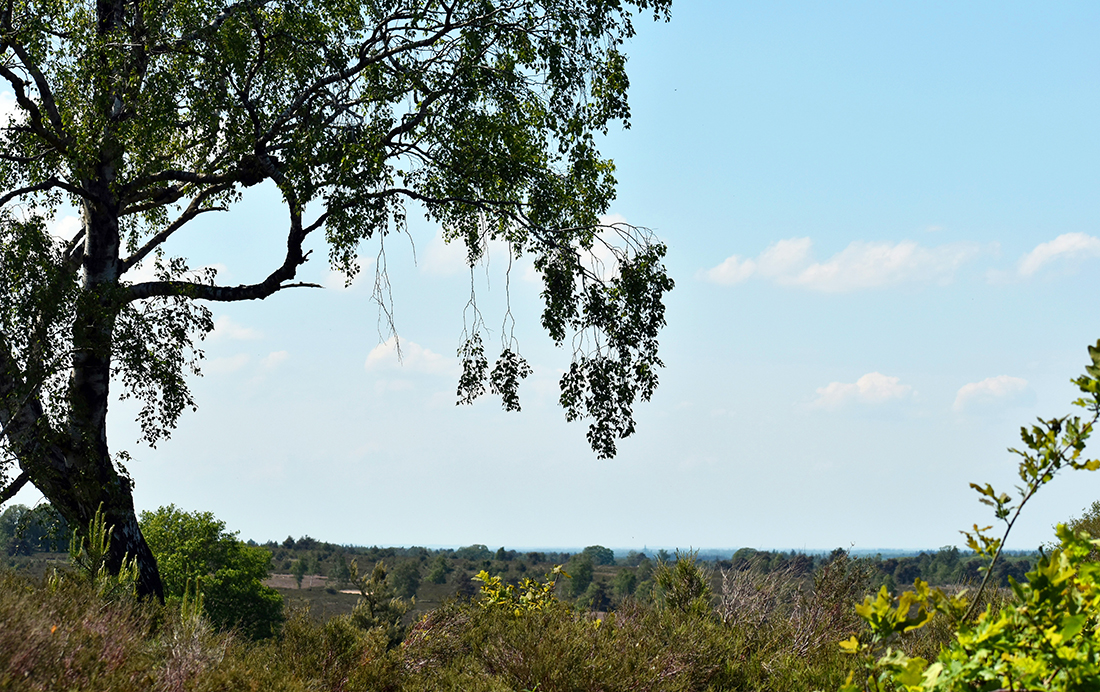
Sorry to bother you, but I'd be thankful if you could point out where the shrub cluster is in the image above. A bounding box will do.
[0,553,864,692]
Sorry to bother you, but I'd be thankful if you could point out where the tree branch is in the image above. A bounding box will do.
[0,333,49,463]
[0,57,68,154]
[0,469,27,505]
[120,185,234,273]
[126,169,242,191]
[256,10,475,147]
[0,178,65,208]
[150,0,273,53]
[128,278,322,302]
[126,203,323,303]
[6,41,67,143]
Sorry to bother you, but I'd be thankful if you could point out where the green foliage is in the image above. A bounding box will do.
[454,544,492,561]
[613,568,638,598]
[139,505,283,639]
[426,554,453,584]
[56,503,141,604]
[1065,499,1100,561]
[841,339,1100,691]
[473,564,568,615]
[582,544,617,565]
[292,556,307,588]
[565,554,594,597]
[0,502,68,555]
[345,558,413,649]
[577,579,613,612]
[653,549,712,616]
[390,560,422,599]
[57,510,123,590]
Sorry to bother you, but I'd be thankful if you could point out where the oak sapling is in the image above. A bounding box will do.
[840,340,1100,692]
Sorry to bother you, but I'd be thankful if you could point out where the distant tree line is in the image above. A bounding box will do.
[2,503,1035,604]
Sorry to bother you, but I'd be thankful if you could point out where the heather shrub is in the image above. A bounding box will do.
[397,562,857,692]
[0,571,155,691]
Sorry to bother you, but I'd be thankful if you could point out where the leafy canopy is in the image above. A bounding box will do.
[0,0,675,479]
[139,505,283,639]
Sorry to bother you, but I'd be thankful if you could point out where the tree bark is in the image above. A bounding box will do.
[18,0,167,601]
[1,327,164,599]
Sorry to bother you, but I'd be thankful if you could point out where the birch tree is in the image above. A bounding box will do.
[0,0,673,598]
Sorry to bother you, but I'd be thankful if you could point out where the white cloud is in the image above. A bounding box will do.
[422,228,473,277]
[206,354,250,375]
[1017,233,1100,277]
[211,315,262,340]
[702,237,981,292]
[364,336,456,376]
[703,254,756,285]
[811,372,913,410]
[953,375,1032,412]
[261,351,289,369]
[46,214,82,242]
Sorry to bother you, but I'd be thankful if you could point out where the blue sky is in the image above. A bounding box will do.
[13,1,1100,553]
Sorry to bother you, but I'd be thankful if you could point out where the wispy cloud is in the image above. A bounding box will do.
[211,315,262,340]
[364,336,456,377]
[702,237,982,292]
[1017,233,1100,277]
[323,255,375,290]
[811,372,913,410]
[953,375,1032,412]
[261,351,289,369]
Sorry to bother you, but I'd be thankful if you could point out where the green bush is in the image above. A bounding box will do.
[582,544,616,565]
[390,560,421,599]
[426,554,452,584]
[139,505,283,639]
[653,549,712,616]
[564,554,594,597]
